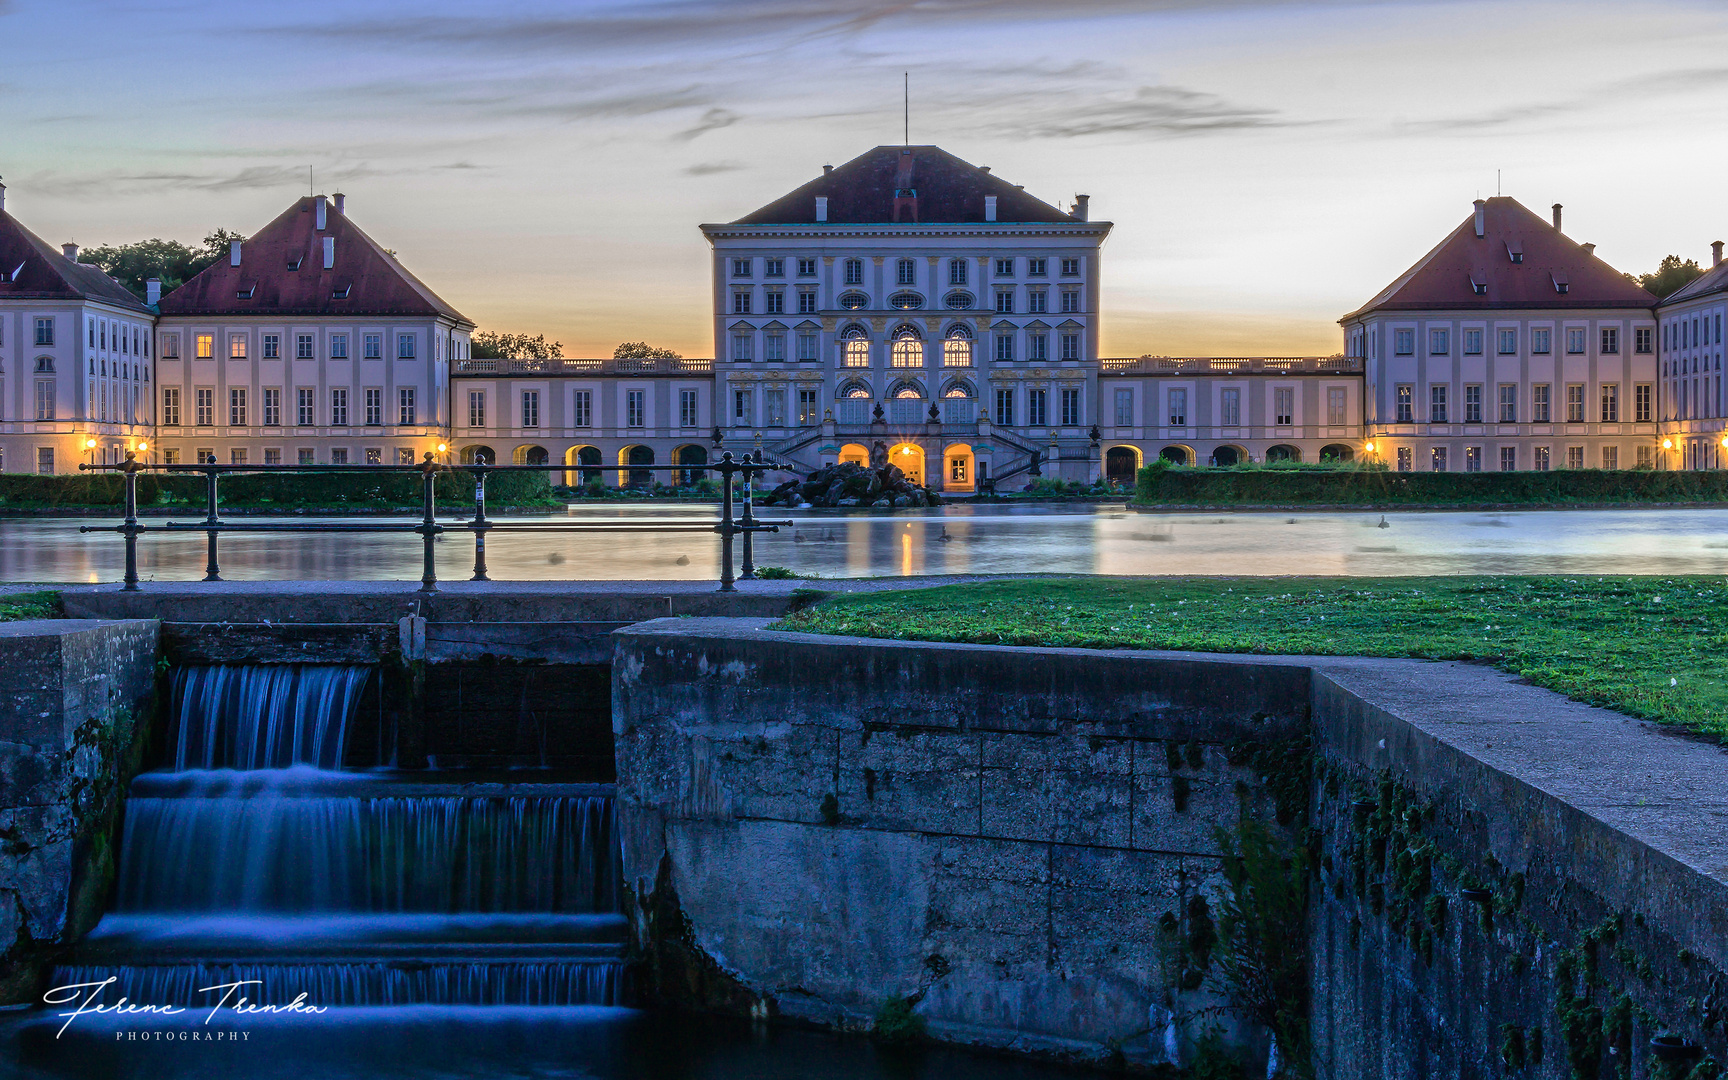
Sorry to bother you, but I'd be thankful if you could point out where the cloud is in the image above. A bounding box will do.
[995,85,1300,139]
[28,163,387,197]
[673,107,741,142]
[684,161,747,176]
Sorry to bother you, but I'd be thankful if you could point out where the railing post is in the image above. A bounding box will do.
[202,466,222,582]
[739,452,758,580]
[717,452,736,592]
[470,462,490,582]
[121,452,142,591]
[418,453,440,594]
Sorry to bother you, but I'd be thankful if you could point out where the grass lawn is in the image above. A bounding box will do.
[776,577,1728,741]
[0,591,61,622]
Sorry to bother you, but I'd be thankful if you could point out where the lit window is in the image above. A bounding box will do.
[843,328,870,368]
[890,328,923,368]
[196,334,214,359]
[229,334,247,360]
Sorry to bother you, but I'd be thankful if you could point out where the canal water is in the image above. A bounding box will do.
[5,504,1728,583]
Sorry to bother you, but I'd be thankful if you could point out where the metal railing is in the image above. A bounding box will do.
[451,357,715,376]
[78,452,789,594]
[1098,355,1363,374]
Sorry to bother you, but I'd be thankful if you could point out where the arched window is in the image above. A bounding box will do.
[842,327,870,368]
[838,380,872,399]
[943,380,974,398]
[890,325,923,368]
[892,382,924,399]
[943,325,973,367]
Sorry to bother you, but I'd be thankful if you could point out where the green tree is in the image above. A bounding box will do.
[613,341,682,360]
[1634,255,1706,299]
[471,331,563,360]
[77,228,245,300]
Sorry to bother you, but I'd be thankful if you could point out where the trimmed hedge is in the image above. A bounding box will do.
[0,469,556,510]
[1133,464,1728,507]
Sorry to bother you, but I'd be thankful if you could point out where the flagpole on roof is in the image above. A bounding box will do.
[904,72,909,146]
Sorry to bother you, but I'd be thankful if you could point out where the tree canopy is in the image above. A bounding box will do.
[470,331,563,360]
[76,229,247,301]
[613,341,682,360]
[1634,255,1707,299]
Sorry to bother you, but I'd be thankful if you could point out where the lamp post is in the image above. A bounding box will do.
[1662,437,1673,472]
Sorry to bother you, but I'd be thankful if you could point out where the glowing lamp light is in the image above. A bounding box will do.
[1363,441,1376,453]
[135,441,147,452]
[85,438,97,449]
[436,443,448,453]
[902,447,912,455]
[1663,439,1674,449]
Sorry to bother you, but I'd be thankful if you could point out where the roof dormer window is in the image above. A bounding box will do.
[288,256,303,271]
[236,284,256,300]
[331,284,351,299]
[1469,272,1488,296]
[1552,272,1569,295]
[1506,241,1523,264]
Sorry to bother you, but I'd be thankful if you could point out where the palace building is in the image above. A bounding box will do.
[0,151,1719,481]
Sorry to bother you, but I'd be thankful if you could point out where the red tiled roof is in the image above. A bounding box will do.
[1342,196,1655,321]
[1660,259,1728,307]
[159,197,471,323]
[731,146,1081,226]
[0,210,153,312]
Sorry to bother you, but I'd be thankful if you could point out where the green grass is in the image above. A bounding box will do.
[0,591,62,622]
[775,577,1728,740]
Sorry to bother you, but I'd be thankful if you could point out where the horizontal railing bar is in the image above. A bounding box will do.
[155,522,786,534]
[78,462,778,475]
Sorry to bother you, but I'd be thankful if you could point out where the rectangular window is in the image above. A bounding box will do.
[995,388,1014,426]
[995,334,1014,362]
[1464,329,1483,355]
[995,258,1014,276]
[1396,447,1412,472]
[995,291,1014,314]
[34,381,55,421]
[330,333,348,359]
[522,390,540,428]
[798,388,819,426]
[1328,387,1347,425]
[1634,327,1652,354]
[765,388,786,426]
[1531,328,1553,354]
[1395,385,1413,423]
[949,260,968,286]
[263,387,281,426]
[1465,446,1481,472]
[297,387,315,426]
[1498,384,1517,423]
[195,448,216,465]
[162,387,181,426]
[396,448,415,465]
[1060,333,1079,361]
[331,388,348,426]
[468,390,485,428]
[1531,384,1550,423]
[33,446,54,474]
[1636,445,1653,468]
[733,389,752,423]
[195,387,214,426]
[1429,384,1447,423]
[1394,330,1414,355]
[1274,387,1294,426]
[1500,446,1517,471]
[1061,258,1079,276]
[1220,388,1241,426]
[33,317,53,346]
[262,334,280,359]
[196,334,214,359]
[1565,383,1584,423]
[1533,446,1550,471]
[294,334,313,360]
[1060,291,1080,313]
[764,258,783,277]
[398,388,415,425]
[896,260,916,286]
[227,333,247,360]
[1431,446,1448,472]
[627,389,645,428]
[1635,383,1652,423]
[162,333,181,359]
[1602,446,1619,469]
[363,334,382,360]
[229,388,247,426]
[297,448,314,465]
[764,292,783,315]
[1566,446,1584,469]
[797,332,818,361]
[1464,384,1482,423]
[1061,387,1080,427]
[364,447,381,465]
[364,388,382,426]
[573,390,592,428]
[731,333,752,361]
[732,258,751,277]
[231,448,247,466]
[322,448,345,465]
[160,449,180,465]
[843,259,863,285]
[1027,291,1047,314]
[1114,388,1133,427]
[1168,388,1187,426]
[397,334,416,359]
[765,333,785,361]
[1600,383,1619,422]
[1028,333,1047,362]
[1027,389,1048,427]
[1600,327,1619,354]
[1497,328,1517,355]
[1027,258,1047,276]
[1430,328,1449,355]
[680,389,698,428]
[797,258,816,277]
[798,291,818,314]
[1566,327,1586,354]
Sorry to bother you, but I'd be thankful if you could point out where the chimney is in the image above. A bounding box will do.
[1582,242,1596,257]
[230,239,242,266]
[984,195,998,222]
[1551,203,1563,231]
[1074,194,1090,222]
[323,235,335,269]
[822,165,833,175]
[315,196,327,231]
[1472,198,1486,238]
[1714,241,1724,267]
[333,192,345,216]
[979,166,990,174]
[62,242,78,261]
[0,179,6,213]
[892,150,918,223]
[146,278,161,306]
[815,196,828,223]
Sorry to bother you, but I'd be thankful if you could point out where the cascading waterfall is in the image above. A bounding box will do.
[56,664,627,1008]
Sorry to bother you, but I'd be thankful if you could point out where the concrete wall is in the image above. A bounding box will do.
[0,619,158,1002]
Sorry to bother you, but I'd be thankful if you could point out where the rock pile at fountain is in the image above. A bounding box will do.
[763,462,943,509]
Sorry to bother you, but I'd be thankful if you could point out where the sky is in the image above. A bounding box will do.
[5,0,1728,358]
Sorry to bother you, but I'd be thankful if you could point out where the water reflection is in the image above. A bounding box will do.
[5,504,1728,583]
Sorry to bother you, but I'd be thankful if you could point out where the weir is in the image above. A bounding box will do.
[55,662,628,1008]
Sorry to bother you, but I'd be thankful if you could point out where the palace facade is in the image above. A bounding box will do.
[0,151,1717,483]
